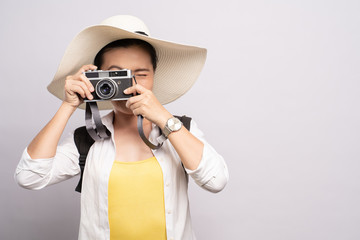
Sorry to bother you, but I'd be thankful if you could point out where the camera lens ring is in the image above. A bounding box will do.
[95,78,118,100]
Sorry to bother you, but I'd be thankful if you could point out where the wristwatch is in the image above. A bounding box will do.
[163,117,183,138]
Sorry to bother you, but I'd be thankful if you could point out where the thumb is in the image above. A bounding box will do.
[124,84,147,95]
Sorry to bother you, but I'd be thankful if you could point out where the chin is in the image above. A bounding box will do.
[111,100,133,115]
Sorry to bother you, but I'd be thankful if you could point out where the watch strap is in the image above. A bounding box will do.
[163,125,172,138]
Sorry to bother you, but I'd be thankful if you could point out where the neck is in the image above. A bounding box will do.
[113,110,152,132]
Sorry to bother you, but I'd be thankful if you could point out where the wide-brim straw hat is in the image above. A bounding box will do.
[47,15,207,110]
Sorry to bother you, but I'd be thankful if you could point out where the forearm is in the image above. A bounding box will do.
[123,85,205,170]
[27,102,77,159]
[164,117,229,193]
[167,127,204,170]
[154,111,204,170]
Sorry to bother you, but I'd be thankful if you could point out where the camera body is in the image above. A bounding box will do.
[84,69,133,102]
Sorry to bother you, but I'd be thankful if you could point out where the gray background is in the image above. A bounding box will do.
[1,0,360,239]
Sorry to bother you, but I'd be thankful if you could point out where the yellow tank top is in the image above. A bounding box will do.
[108,157,166,240]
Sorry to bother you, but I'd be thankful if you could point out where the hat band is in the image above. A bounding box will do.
[135,31,148,36]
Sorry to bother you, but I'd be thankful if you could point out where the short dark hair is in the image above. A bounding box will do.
[94,38,158,71]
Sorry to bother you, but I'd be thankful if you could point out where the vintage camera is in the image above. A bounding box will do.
[83,69,133,102]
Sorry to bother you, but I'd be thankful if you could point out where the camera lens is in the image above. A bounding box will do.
[95,78,117,100]
[100,83,111,95]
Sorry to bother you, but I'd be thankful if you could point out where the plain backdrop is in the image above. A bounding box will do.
[1,0,360,239]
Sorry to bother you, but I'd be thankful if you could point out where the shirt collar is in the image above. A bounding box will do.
[101,111,163,145]
[102,111,115,134]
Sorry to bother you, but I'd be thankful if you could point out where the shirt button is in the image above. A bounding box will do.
[167,210,172,214]
[166,182,170,187]
[170,238,174,240]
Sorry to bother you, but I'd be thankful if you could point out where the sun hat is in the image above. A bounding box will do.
[47,15,207,110]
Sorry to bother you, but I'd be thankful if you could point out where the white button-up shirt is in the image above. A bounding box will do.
[15,112,229,240]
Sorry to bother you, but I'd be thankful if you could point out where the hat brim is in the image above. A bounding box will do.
[47,24,207,110]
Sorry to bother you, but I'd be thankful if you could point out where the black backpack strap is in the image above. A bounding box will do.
[174,115,192,175]
[74,126,95,193]
[174,115,192,131]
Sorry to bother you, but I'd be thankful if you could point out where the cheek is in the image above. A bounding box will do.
[146,75,154,90]
[135,77,154,90]
[146,80,154,90]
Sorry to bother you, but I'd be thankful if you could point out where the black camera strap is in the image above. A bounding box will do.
[132,75,163,150]
[85,102,110,141]
[137,115,163,150]
[84,103,162,150]
[84,101,162,149]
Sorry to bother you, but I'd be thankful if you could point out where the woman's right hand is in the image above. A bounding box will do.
[26,64,97,159]
[64,64,97,107]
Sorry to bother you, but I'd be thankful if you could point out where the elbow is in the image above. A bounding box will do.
[14,172,46,190]
[15,172,34,190]
[202,172,229,193]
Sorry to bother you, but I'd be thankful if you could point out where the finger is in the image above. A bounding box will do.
[125,94,144,108]
[123,86,137,95]
[79,74,95,92]
[76,64,98,75]
[67,85,86,99]
[123,84,148,95]
[67,70,94,93]
[67,80,93,100]
[132,108,143,117]
[127,101,144,112]
[75,81,93,100]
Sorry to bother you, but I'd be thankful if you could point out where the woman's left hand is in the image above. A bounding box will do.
[124,84,172,128]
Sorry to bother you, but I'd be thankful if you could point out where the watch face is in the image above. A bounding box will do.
[168,118,182,131]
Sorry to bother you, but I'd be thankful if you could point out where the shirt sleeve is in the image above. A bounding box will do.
[14,131,81,190]
[184,120,229,193]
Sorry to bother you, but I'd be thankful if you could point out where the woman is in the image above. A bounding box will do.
[15,15,229,240]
